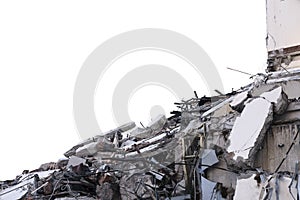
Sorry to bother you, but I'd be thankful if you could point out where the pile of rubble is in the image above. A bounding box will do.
[2,68,300,199]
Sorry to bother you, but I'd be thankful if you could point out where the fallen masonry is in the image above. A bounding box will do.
[4,0,300,198]
[3,68,300,199]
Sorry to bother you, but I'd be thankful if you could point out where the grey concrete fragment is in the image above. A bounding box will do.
[66,156,86,168]
[172,180,186,196]
[64,141,93,158]
[179,118,203,136]
[181,111,196,130]
[285,101,300,112]
[201,176,217,200]
[130,127,151,138]
[260,86,288,115]
[207,114,236,133]
[201,149,219,171]
[230,90,249,112]
[235,174,298,200]
[96,182,121,200]
[119,174,153,200]
[64,122,136,157]
[251,73,300,99]
[148,114,167,131]
[254,123,300,172]
[76,137,114,157]
[206,131,228,149]
[228,97,273,160]
[103,121,136,139]
[229,86,288,161]
[206,159,237,190]
[234,174,262,200]
[130,115,166,138]
[273,110,300,124]
[202,97,234,118]
[0,177,34,200]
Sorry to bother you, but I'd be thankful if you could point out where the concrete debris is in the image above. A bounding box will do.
[260,86,288,115]
[234,173,299,200]
[2,69,300,200]
[66,156,86,168]
[234,174,261,200]
[228,97,273,160]
[200,149,219,171]
[0,170,56,200]
[201,97,234,118]
[201,176,217,200]
[228,86,288,161]
[229,90,249,112]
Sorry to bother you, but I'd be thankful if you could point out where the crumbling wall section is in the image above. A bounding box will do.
[254,123,300,173]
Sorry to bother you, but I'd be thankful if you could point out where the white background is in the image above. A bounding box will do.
[0,0,266,180]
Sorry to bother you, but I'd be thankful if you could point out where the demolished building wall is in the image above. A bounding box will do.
[254,123,300,173]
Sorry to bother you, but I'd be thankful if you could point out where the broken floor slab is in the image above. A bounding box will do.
[227,85,289,161]
[64,122,136,157]
[228,97,273,160]
[75,136,115,157]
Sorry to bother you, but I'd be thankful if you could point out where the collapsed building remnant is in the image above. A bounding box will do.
[2,67,300,199]
[3,0,300,198]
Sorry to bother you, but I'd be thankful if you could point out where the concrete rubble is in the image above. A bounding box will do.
[3,68,300,199]
[2,1,300,198]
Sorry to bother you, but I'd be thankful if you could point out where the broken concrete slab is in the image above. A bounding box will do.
[130,115,167,139]
[260,86,288,114]
[0,180,30,200]
[227,86,289,162]
[76,137,115,157]
[230,90,250,112]
[64,122,136,157]
[228,97,273,160]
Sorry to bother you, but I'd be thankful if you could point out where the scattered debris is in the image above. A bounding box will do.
[4,1,300,197]
[3,68,300,199]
